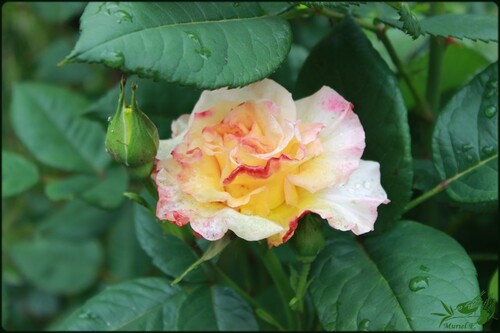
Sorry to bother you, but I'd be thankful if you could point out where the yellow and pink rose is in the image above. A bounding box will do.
[153,79,389,246]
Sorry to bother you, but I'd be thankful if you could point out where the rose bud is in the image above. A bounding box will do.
[105,78,159,179]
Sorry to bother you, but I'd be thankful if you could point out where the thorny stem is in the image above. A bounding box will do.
[315,7,434,123]
[404,154,498,213]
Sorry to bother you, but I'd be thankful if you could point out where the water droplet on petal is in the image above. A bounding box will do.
[409,276,429,292]
[484,106,497,118]
[363,181,371,189]
[355,183,361,189]
[359,319,370,331]
[102,50,125,69]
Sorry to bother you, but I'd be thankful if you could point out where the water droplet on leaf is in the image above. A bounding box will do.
[102,50,125,68]
[481,146,495,156]
[484,106,497,118]
[115,9,133,23]
[409,276,429,292]
[466,155,473,162]
[78,311,96,320]
[461,143,473,152]
[419,265,430,272]
[358,319,370,331]
[197,47,212,59]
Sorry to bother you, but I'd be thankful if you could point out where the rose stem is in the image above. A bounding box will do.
[252,243,298,330]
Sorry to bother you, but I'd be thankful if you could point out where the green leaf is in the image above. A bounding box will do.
[37,200,117,240]
[172,235,231,285]
[488,269,498,302]
[378,14,498,42]
[81,165,129,209]
[30,2,86,23]
[270,43,309,91]
[55,277,187,330]
[10,83,110,174]
[61,2,292,89]
[134,203,206,282]
[2,151,39,198]
[420,14,498,43]
[177,285,258,331]
[34,37,101,86]
[302,2,364,9]
[107,204,151,281]
[56,278,257,330]
[45,175,97,200]
[310,221,481,330]
[9,238,102,294]
[295,17,413,230]
[432,62,498,204]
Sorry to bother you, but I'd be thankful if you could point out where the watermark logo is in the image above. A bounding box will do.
[432,291,497,329]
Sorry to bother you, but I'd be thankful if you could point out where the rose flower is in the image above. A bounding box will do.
[153,79,389,246]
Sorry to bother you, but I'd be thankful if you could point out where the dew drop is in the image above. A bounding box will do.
[481,146,495,156]
[419,264,430,272]
[78,311,96,320]
[466,155,473,162]
[485,89,496,98]
[102,50,125,69]
[358,319,370,331]
[198,47,212,59]
[363,181,371,189]
[107,116,112,122]
[484,105,497,118]
[115,9,133,23]
[355,183,361,189]
[409,276,429,292]
[461,143,473,152]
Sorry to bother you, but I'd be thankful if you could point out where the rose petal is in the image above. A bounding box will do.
[266,160,388,246]
[288,86,365,192]
[300,160,389,235]
[190,208,284,241]
[171,114,190,138]
[156,168,283,241]
[191,79,296,124]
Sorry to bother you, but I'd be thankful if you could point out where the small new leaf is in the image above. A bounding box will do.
[398,4,422,39]
[171,235,231,285]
